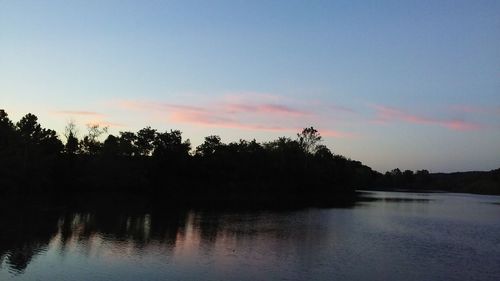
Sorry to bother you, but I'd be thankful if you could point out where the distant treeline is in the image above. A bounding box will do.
[374,168,500,195]
[0,110,378,204]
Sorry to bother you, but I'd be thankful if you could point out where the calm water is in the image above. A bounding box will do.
[1,191,499,281]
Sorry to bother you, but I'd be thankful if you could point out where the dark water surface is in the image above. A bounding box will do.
[1,191,499,281]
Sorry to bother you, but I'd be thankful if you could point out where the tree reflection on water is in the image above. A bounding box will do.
[0,200,339,275]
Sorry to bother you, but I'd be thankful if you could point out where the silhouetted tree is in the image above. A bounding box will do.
[102,135,120,157]
[6,113,63,191]
[314,144,334,160]
[80,124,107,155]
[64,121,80,154]
[118,131,137,157]
[153,130,191,159]
[38,128,63,155]
[0,110,18,192]
[196,135,222,157]
[16,113,42,144]
[297,126,322,154]
[265,137,301,153]
[0,109,15,149]
[136,127,157,156]
[391,168,402,177]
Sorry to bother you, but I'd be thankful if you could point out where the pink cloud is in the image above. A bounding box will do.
[114,98,354,138]
[118,100,205,113]
[50,110,125,128]
[170,110,354,137]
[224,103,308,116]
[443,120,481,131]
[170,111,234,126]
[118,99,308,119]
[373,105,482,131]
[321,129,357,138]
[86,120,126,128]
[169,110,293,132]
[260,104,308,115]
[170,108,354,138]
[51,110,104,117]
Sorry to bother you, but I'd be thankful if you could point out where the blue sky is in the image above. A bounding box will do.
[1,0,499,172]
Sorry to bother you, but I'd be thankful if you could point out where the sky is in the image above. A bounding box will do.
[1,0,499,173]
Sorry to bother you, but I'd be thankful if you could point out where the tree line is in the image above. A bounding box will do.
[0,110,378,204]
[2,109,498,199]
[375,167,500,194]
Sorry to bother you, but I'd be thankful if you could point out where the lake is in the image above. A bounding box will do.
[1,191,499,281]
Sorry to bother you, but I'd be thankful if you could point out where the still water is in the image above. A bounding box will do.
[1,191,499,281]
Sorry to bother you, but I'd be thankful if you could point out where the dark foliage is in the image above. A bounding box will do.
[1,110,498,201]
[372,168,500,194]
[0,110,379,204]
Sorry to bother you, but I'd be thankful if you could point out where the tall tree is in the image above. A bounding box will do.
[0,110,15,149]
[80,124,108,155]
[136,127,157,156]
[153,130,191,159]
[16,113,42,144]
[196,135,222,157]
[297,127,322,154]
[64,121,79,154]
[118,131,138,157]
[39,128,63,154]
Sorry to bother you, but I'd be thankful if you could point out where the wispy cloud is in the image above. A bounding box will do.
[170,109,354,136]
[86,120,126,128]
[373,105,483,131]
[321,129,357,138]
[114,97,353,138]
[119,99,307,116]
[51,110,105,117]
[122,100,306,132]
[51,110,124,128]
[169,110,235,126]
[224,103,308,116]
